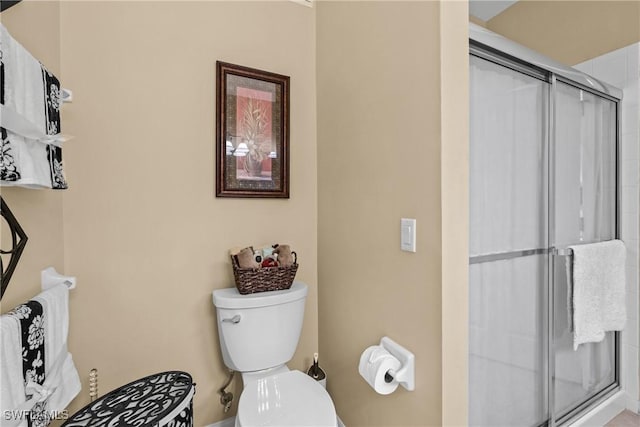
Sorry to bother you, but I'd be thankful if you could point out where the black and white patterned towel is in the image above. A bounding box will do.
[8,300,50,427]
[0,23,67,190]
[0,128,67,190]
[41,68,60,138]
[1,127,20,181]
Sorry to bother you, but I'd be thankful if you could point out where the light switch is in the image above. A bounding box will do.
[401,218,416,252]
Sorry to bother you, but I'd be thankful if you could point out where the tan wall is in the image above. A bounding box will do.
[317,1,464,425]
[0,2,65,313]
[441,2,469,425]
[487,0,640,65]
[59,2,317,425]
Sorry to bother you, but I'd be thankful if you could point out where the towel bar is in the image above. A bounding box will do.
[471,243,610,264]
[552,247,574,257]
[552,240,618,257]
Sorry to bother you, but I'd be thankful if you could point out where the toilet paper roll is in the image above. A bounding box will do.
[358,345,401,395]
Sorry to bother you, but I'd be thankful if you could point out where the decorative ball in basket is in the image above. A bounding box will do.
[231,244,298,295]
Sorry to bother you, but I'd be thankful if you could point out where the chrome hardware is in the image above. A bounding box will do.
[222,315,241,324]
[469,247,548,264]
[219,370,235,413]
[552,247,574,257]
[221,392,233,413]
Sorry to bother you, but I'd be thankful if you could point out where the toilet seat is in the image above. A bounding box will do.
[236,370,337,427]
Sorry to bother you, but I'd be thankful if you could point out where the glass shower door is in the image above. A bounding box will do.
[552,82,618,420]
[469,55,550,427]
[470,44,621,427]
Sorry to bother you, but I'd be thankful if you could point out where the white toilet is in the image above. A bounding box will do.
[212,282,337,427]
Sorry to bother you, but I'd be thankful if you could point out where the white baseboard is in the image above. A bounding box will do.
[569,391,627,426]
[205,415,345,427]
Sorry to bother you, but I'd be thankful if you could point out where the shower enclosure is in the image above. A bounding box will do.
[469,25,621,427]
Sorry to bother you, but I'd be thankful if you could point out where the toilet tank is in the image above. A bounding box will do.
[212,282,308,372]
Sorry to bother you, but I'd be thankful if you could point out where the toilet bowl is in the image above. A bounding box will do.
[213,282,337,427]
[236,370,335,427]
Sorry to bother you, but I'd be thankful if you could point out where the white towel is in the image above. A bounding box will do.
[0,129,66,189]
[0,315,27,427]
[0,23,68,190]
[33,283,81,413]
[0,23,57,140]
[570,240,626,350]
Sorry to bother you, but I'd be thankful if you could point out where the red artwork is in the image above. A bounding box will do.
[235,87,274,181]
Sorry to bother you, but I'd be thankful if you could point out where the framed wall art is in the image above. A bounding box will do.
[216,61,290,198]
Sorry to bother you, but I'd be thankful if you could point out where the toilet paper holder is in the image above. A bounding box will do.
[378,336,415,391]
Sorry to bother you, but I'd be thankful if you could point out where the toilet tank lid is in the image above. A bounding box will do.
[212,282,308,309]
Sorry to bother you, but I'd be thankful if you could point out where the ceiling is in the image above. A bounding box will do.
[469,0,519,22]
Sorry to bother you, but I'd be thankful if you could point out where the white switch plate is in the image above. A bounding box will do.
[401,218,416,252]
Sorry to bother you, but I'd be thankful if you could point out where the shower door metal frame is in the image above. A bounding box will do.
[549,76,622,427]
[469,24,622,427]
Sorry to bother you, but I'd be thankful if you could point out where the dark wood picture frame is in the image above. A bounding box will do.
[216,61,290,198]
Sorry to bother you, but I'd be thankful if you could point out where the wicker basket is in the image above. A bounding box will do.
[231,252,298,295]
